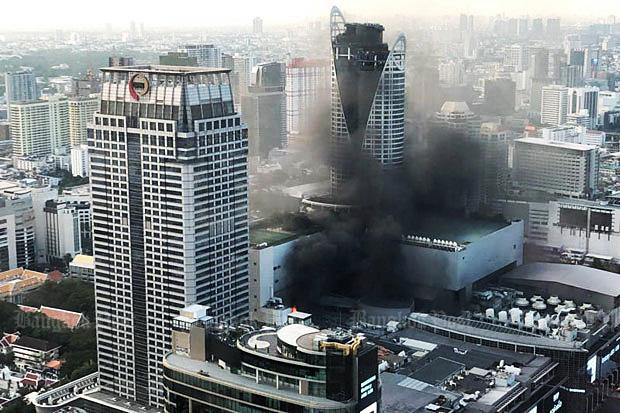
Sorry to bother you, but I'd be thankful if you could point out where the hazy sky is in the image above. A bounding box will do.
[1,0,617,31]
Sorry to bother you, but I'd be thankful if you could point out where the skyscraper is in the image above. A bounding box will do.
[285,58,330,139]
[568,86,599,127]
[5,71,38,106]
[330,6,406,197]
[242,62,286,159]
[89,65,249,407]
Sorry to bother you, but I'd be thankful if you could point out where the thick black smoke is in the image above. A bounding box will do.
[284,119,484,308]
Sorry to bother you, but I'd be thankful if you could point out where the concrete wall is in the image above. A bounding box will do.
[401,220,524,291]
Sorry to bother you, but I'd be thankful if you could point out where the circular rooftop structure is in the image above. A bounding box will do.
[276,324,319,348]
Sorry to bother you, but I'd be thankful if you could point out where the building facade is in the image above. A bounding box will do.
[178,45,222,68]
[10,98,69,157]
[330,6,406,197]
[285,58,330,139]
[88,65,249,407]
[541,85,569,126]
[514,138,599,198]
[68,96,99,147]
[5,71,38,107]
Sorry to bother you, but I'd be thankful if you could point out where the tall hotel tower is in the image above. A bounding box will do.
[88,65,249,406]
[330,7,406,197]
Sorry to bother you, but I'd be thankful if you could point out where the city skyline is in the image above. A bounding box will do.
[1,0,619,31]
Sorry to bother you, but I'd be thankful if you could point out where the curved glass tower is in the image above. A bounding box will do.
[330,6,406,198]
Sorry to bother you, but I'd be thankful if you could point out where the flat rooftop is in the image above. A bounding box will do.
[101,65,230,75]
[404,213,510,244]
[516,137,596,151]
[501,262,620,297]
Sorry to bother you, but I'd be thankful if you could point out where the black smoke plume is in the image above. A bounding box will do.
[284,120,484,309]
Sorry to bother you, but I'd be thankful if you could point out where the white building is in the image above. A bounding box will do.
[69,254,94,282]
[514,138,599,198]
[89,65,249,407]
[285,58,330,139]
[9,97,69,157]
[541,125,586,144]
[504,44,529,72]
[44,199,83,261]
[438,59,464,86]
[0,185,36,269]
[541,85,569,126]
[568,86,599,127]
[68,95,99,146]
[70,144,89,177]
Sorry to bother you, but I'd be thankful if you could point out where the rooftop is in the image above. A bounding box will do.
[515,137,597,151]
[501,262,620,297]
[403,213,510,244]
[70,254,94,269]
[101,64,230,75]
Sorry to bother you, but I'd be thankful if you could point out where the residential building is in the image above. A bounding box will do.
[4,71,37,108]
[68,95,99,146]
[89,65,249,407]
[504,44,529,71]
[10,98,69,157]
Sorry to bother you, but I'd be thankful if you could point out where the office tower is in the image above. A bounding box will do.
[568,86,599,127]
[44,199,82,262]
[89,65,249,407]
[71,144,89,177]
[566,110,593,129]
[10,98,69,157]
[541,85,569,126]
[479,122,510,201]
[108,56,135,67]
[178,44,222,67]
[5,71,38,106]
[68,96,99,147]
[242,62,286,158]
[285,57,330,139]
[0,211,16,271]
[504,44,529,71]
[484,78,516,115]
[253,17,263,34]
[158,52,197,67]
[514,138,599,198]
[330,6,406,196]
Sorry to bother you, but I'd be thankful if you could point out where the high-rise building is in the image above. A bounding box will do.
[253,16,263,34]
[438,59,464,86]
[0,187,36,269]
[560,63,584,87]
[231,55,256,106]
[530,47,549,79]
[541,85,569,125]
[5,71,38,106]
[285,58,330,139]
[68,95,99,147]
[89,65,249,407]
[178,44,222,67]
[514,138,599,198]
[568,86,599,127]
[531,18,544,37]
[10,97,70,157]
[242,62,286,159]
[330,6,406,196]
[546,18,561,38]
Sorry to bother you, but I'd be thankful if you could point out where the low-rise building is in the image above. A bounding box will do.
[0,268,48,303]
[69,254,94,282]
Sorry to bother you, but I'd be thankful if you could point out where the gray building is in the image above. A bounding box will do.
[5,71,38,106]
[178,44,221,68]
[88,65,249,407]
[241,62,286,159]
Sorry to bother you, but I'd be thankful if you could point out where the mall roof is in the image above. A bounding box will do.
[502,262,620,297]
